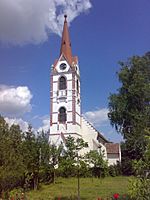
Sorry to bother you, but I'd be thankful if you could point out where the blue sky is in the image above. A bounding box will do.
[0,0,150,142]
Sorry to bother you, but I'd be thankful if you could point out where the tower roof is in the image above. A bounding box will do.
[60,15,72,64]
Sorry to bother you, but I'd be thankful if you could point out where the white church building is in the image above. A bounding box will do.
[50,15,121,166]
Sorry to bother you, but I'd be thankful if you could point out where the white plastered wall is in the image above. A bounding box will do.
[80,117,107,157]
[50,60,82,144]
[107,154,120,166]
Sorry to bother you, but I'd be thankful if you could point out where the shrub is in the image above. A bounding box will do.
[128,177,150,200]
[109,162,122,177]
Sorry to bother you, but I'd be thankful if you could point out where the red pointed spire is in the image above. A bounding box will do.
[60,15,72,64]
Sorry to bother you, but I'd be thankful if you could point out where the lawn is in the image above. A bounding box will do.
[25,176,130,200]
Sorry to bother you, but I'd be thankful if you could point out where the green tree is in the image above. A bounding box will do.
[22,125,39,190]
[108,53,150,166]
[120,142,134,175]
[128,132,150,199]
[0,116,52,194]
[22,127,51,190]
[59,136,88,177]
[49,144,63,183]
[0,116,25,195]
[36,131,51,184]
[86,150,108,178]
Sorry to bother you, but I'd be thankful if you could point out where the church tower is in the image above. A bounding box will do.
[50,15,81,145]
[49,15,121,166]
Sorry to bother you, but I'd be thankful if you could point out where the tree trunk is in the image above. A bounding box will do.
[52,168,55,184]
[33,172,38,190]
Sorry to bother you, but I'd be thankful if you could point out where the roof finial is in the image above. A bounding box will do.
[64,14,67,22]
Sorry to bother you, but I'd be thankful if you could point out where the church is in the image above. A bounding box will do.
[49,15,121,166]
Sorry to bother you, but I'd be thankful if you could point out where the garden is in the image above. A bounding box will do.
[10,176,131,200]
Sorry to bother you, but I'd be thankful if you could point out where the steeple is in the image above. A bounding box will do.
[60,15,72,64]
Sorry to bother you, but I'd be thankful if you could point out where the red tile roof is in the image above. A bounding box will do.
[105,143,120,154]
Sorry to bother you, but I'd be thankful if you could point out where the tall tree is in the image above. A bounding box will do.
[108,53,150,162]
[0,117,51,193]
[22,127,50,190]
[0,116,25,194]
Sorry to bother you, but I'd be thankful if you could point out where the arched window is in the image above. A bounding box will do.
[59,76,66,90]
[59,107,67,123]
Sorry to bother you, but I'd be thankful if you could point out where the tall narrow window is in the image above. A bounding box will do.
[77,79,79,94]
[59,76,66,90]
[59,107,67,123]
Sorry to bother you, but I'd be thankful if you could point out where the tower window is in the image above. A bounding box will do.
[59,76,66,90]
[77,79,79,94]
[59,107,67,123]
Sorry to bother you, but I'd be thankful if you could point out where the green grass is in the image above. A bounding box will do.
[25,176,130,200]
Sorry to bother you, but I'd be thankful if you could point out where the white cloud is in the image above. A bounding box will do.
[84,108,109,127]
[0,85,32,116]
[5,117,29,132]
[4,115,49,133]
[0,0,92,45]
[38,116,50,133]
